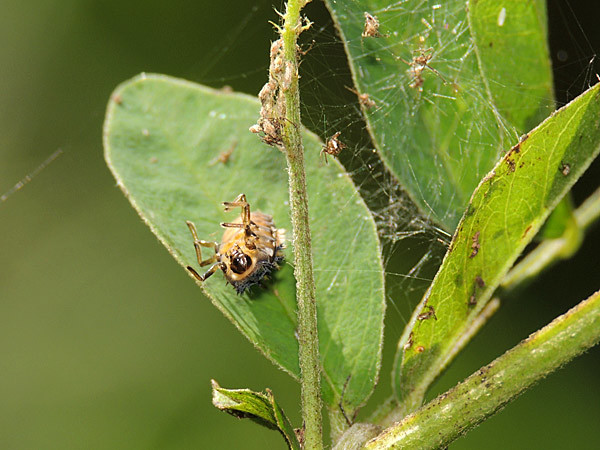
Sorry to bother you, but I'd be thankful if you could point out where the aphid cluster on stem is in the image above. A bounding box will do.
[250,39,288,147]
[186,194,285,294]
[250,15,312,148]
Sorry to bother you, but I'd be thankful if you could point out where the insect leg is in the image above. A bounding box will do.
[223,193,250,228]
[220,222,244,229]
[187,262,225,282]
[186,221,219,266]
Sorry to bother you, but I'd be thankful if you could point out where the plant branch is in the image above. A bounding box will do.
[503,186,600,289]
[365,289,600,449]
[279,1,322,448]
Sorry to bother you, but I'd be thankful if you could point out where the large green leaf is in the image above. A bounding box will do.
[103,74,385,414]
[392,83,600,412]
[325,0,554,230]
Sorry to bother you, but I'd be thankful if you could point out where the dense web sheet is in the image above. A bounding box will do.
[282,0,598,326]
[327,1,558,229]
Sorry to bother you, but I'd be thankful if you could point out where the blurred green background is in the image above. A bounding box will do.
[1,1,599,449]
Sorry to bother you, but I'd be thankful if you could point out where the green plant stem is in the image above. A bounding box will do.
[364,289,600,449]
[503,186,600,289]
[280,1,323,449]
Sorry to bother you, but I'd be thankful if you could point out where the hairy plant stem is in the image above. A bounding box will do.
[279,1,323,448]
[503,186,600,290]
[365,289,600,449]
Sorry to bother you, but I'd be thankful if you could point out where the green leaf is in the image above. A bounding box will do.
[103,74,385,414]
[469,0,576,242]
[393,82,600,412]
[325,0,553,230]
[538,196,577,240]
[211,380,300,450]
[503,187,600,290]
[468,0,554,133]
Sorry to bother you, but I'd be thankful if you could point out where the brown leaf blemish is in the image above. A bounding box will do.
[470,231,480,258]
[468,289,477,306]
[475,276,485,288]
[504,143,521,173]
[507,143,521,156]
[507,159,516,173]
[469,275,485,306]
[465,204,475,218]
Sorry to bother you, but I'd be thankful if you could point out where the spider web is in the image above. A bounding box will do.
[293,0,600,327]
[178,0,600,333]
[296,1,473,329]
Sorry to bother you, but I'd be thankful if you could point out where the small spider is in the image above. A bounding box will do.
[559,162,570,176]
[403,331,414,351]
[321,131,346,164]
[186,194,285,294]
[362,12,381,38]
[345,86,376,109]
[403,48,449,91]
[417,305,437,321]
[406,48,433,90]
[209,141,236,166]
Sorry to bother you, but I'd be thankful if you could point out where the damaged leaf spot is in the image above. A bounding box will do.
[470,231,480,258]
[506,159,516,173]
[504,143,521,173]
[469,275,486,306]
[475,276,485,288]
